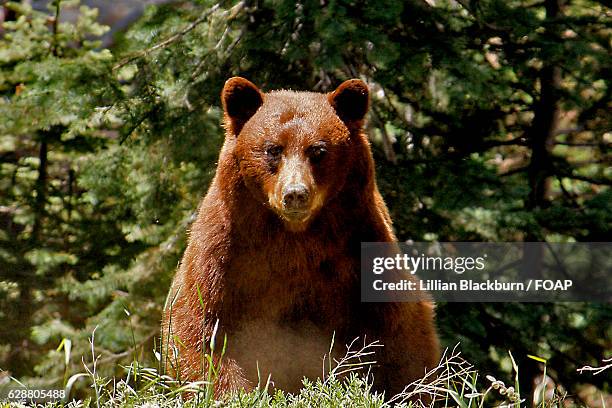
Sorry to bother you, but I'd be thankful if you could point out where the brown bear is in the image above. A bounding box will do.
[162,77,439,397]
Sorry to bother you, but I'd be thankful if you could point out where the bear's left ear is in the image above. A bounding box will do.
[328,79,369,125]
[221,77,264,136]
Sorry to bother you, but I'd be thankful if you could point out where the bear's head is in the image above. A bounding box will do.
[222,77,369,232]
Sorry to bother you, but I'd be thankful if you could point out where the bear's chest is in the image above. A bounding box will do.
[220,240,358,394]
[231,247,354,290]
[222,235,360,322]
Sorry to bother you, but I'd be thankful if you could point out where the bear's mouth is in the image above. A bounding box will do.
[279,211,312,232]
[270,206,314,232]
[280,209,311,223]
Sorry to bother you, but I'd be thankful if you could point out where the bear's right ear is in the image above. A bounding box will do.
[328,79,369,127]
[221,77,264,136]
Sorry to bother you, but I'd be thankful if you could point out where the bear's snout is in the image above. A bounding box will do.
[282,183,310,212]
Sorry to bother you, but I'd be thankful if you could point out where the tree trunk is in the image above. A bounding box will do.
[32,139,48,242]
[521,1,563,404]
[525,0,562,218]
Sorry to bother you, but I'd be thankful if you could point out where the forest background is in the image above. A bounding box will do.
[0,0,610,405]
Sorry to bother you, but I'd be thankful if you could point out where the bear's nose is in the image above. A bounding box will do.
[282,184,310,211]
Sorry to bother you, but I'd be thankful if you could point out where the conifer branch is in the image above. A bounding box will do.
[113,2,227,70]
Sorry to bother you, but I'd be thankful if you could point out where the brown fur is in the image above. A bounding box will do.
[162,77,439,397]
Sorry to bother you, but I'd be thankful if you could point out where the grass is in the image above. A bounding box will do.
[2,321,606,408]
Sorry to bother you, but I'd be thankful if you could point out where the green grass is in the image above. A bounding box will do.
[1,334,601,408]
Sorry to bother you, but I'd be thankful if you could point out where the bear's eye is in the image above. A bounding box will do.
[264,143,283,172]
[264,144,284,160]
[307,143,327,164]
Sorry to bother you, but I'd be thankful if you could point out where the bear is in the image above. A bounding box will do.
[162,77,440,398]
